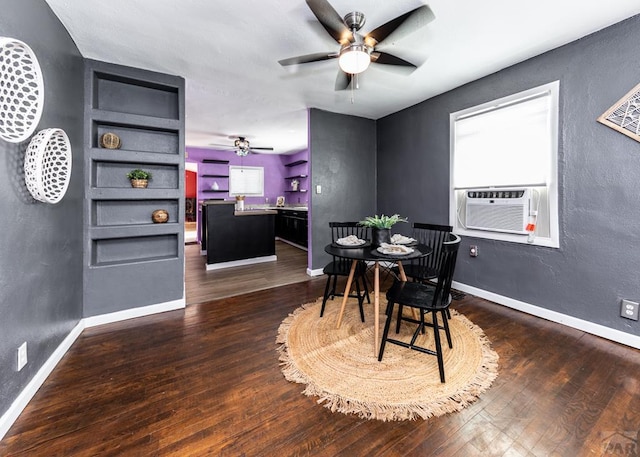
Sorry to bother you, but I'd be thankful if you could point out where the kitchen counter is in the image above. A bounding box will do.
[203,201,276,270]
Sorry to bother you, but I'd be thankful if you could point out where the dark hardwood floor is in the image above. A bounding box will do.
[1,245,639,456]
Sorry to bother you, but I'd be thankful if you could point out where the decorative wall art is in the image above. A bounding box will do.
[597,81,640,143]
[0,37,45,143]
[24,128,72,204]
[100,132,121,149]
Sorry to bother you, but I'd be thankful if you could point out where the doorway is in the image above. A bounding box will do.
[185,162,198,243]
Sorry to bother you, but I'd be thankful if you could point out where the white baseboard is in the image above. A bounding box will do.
[0,321,85,441]
[84,298,186,328]
[205,255,277,271]
[0,297,186,441]
[307,267,324,277]
[453,281,640,349]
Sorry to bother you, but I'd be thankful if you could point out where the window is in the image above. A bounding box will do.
[229,166,264,196]
[449,81,559,247]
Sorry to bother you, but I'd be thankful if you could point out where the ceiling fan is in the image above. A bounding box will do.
[278,0,435,90]
[208,136,274,156]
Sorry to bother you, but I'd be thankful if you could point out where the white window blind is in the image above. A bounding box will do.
[453,92,552,189]
[229,166,264,196]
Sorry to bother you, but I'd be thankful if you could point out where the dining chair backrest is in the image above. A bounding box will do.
[431,233,461,308]
[329,222,369,243]
[411,222,453,280]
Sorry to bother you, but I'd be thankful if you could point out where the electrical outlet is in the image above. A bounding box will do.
[469,245,478,257]
[17,342,27,371]
[621,299,639,321]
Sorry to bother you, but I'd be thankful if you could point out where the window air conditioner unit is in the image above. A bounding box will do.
[465,188,530,234]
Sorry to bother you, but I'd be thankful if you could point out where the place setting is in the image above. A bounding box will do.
[332,234,370,248]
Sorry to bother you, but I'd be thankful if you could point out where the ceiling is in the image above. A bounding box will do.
[44,0,640,154]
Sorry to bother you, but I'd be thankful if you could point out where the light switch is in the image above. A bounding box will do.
[316,185,322,194]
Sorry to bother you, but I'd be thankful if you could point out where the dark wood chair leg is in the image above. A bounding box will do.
[378,301,395,361]
[395,304,404,333]
[431,310,445,383]
[441,309,452,348]
[320,274,333,317]
[354,276,365,322]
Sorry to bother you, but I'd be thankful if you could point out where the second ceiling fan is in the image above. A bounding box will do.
[209,136,274,157]
[279,0,435,90]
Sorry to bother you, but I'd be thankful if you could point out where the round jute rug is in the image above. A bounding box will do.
[276,296,499,421]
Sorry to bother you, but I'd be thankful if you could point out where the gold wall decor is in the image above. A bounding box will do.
[100,132,121,149]
[597,82,640,143]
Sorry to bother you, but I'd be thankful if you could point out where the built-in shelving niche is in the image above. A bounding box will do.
[93,122,179,155]
[92,199,179,226]
[93,72,180,120]
[84,59,185,315]
[91,234,179,266]
[92,160,179,189]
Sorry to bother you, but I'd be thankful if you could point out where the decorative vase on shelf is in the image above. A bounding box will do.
[152,209,169,223]
[212,181,219,190]
[371,228,391,247]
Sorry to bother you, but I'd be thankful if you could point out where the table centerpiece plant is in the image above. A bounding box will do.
[359,214,408,246]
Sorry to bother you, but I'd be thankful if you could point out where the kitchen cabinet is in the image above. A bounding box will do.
[277,209,308,248]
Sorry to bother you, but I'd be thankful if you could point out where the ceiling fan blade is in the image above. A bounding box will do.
[207,143,234,149]
[366,5,435,46]
[334,70,352,91]
[278,52,337,66]
[370,51,417,68]
[250,147,274,151]
[305,0,351,44]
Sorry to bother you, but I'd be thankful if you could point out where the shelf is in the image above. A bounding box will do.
[202,159,229,164]
[89,188,181,200]
[201,174,229,178]
[285,174,307,179]
[202,189,229,193]
[284,160,307,168]
[285,189,308,193]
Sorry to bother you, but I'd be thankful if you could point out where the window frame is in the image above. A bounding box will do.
[449,81,560,248]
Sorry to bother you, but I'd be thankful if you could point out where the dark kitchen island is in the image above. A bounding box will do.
[203,201,277,270]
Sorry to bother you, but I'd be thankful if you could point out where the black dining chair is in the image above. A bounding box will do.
[378,233,461,383]
[395,222,452,284]
[320,222,370,321]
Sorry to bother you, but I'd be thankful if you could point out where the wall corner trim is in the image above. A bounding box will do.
[0,321,85,442]
[453,281,640,350]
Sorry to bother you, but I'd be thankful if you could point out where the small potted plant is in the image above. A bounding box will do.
[126,169,152,188]
[359,214,408,246]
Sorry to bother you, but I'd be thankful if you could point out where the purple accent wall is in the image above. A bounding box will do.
[186,146,309,241]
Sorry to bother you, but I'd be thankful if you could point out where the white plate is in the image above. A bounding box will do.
[377,245,414,255]
[336,236,366,246]
[390,234,416,245]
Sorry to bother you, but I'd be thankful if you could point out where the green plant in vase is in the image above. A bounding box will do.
[126,169,152,188]
[359,214,408,245]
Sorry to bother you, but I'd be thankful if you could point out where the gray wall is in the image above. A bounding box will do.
[309,109,377,270]
[0,0,84,417]
[377,15,640,335]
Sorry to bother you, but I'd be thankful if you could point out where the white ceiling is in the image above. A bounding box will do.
[44,0,640,154]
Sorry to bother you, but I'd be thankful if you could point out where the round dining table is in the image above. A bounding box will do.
[324,242,433,356]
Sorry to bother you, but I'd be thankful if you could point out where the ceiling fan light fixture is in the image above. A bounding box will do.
[338,44,370,74]
[234,137,251,155]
